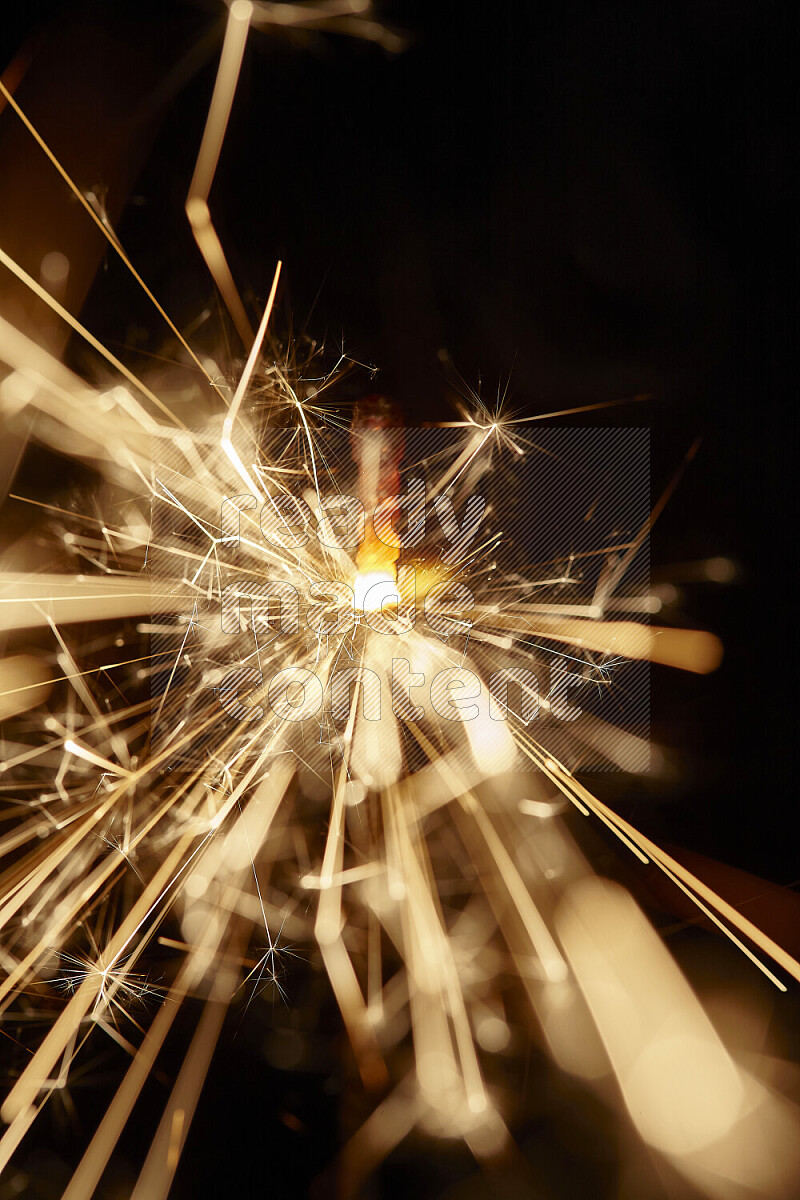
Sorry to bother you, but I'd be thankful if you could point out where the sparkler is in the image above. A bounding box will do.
[0,5,798,1197]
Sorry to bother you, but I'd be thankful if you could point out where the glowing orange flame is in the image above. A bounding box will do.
[350,395,404,608]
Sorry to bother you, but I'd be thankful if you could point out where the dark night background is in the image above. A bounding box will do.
[0,2,796,1197]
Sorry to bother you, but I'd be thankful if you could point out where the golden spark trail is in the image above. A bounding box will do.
[0,15,797,1196]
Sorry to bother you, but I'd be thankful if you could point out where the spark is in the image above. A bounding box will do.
[0,18,796,1200]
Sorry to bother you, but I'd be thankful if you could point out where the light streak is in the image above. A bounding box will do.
[0,16,796,1199]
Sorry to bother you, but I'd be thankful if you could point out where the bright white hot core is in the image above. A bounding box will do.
[353,571,399,613]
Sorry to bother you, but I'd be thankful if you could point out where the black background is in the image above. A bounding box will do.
[0,3,795,1197]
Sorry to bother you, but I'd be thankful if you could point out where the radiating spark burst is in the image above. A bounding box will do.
[54,951,159,1014]
[0,7,798,1199]
[239,918,299,1010]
